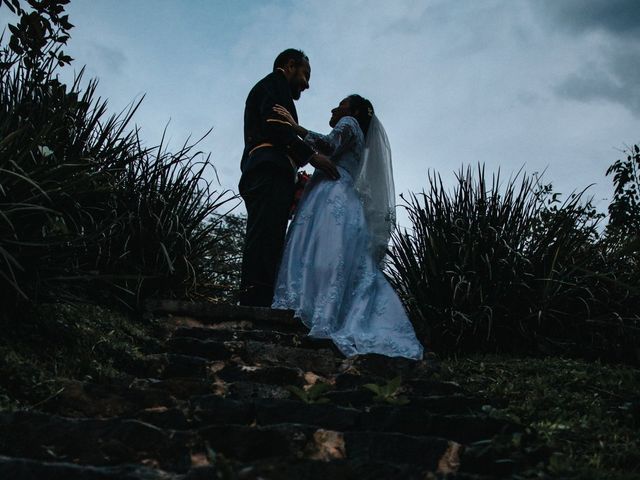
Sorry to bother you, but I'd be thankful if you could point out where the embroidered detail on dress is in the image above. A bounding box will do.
[327,195,347,224]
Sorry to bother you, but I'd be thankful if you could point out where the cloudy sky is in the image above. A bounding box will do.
[3,0,639,224]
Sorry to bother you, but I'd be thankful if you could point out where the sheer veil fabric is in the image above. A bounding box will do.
[354,115,396,262]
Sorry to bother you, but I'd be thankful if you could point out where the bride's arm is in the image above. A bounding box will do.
[306,117,358,157]
[272,105,328,153]
[272,106,358,157]
[272,105,308,137]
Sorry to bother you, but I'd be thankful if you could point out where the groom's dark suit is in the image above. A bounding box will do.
[238,69,315,306]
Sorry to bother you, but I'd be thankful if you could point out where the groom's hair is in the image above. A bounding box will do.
[273,49,309,71]
[348,94,374,136]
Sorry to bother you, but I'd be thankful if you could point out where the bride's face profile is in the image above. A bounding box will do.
[329,98,351,128]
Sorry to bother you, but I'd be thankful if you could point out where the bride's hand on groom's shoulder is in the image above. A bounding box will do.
[273,104,295,125]
[273,104,307,137]
[309,153,340,180]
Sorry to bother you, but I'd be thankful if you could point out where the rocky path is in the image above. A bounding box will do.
[0,302,538,479]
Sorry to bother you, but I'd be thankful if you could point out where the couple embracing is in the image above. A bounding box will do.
[238,49,423,361]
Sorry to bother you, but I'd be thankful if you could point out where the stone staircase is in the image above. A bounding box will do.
[0,302,539,479]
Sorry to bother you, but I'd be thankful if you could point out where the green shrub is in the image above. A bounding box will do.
[0,2,235,310]
[603,145,640,303]
[192,213,245,303]
[606,144,640,240]
[386,165,610,356]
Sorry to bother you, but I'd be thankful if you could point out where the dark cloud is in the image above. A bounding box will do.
[535,0,640,38]
[556,48,640,116]
[87,42,126,74]
[534,0,640,115]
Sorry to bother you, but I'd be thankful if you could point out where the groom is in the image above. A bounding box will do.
[238,49,338,307]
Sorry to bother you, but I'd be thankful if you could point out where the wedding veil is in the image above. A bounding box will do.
[354,115,396,263]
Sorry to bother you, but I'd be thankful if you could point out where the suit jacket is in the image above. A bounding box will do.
[240,70,315,176]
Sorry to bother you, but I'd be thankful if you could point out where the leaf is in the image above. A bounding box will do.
[286,385,309,402]
[1,0,21,14]
[0,128,24,149]
[287,383,331,404]
[307,382,331,400]
[38,145,54,157]
[2,1,17,13]
[387,376,402,393]
[362,383,381,395]
[8,35,23,55]
[57,53,73,64]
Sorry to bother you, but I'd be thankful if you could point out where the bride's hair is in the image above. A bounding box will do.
[347,94,374,136]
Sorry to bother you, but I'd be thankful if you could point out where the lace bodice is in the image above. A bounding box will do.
[304,116,364,177]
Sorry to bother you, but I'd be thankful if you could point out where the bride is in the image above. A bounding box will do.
[271,95,423,360]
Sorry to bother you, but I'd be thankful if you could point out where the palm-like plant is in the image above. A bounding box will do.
[0,9,236,310]
[386,165,602,354]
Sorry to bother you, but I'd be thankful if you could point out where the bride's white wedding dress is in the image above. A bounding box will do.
[272,116,423,360]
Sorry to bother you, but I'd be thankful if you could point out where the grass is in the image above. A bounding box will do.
[439,355,640,479]
[0,303,164,410]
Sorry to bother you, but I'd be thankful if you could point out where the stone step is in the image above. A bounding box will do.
[202,457,493,480]
[0,454,495,480]
[137,353,219,379]
[171,326,338,351]
[1,411,492,473]
[45,392,494,435]
[0,411,192,472]
[0,453,493,480]
[164,337,241,361]
[196,422,452,468]
[190,397,359,431]
[134,407,193,430]
[129,377,218,399]
[146,300,305,331]
[167,330,439,379]
[40,380,178,418]
[324,389,489,414]
[218,380,468,411]
[164,339,342,376]
[217,364,305,387]
[132,371,302,401]
[333,373,462,395]
[197,378,474,411]
[187,397,517,443]
[0,455,179,480]
[226,381,293,401]
[242,340,342,373]
[0,296,535,479]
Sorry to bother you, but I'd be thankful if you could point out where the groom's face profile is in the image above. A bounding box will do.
[286,58,311,100]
